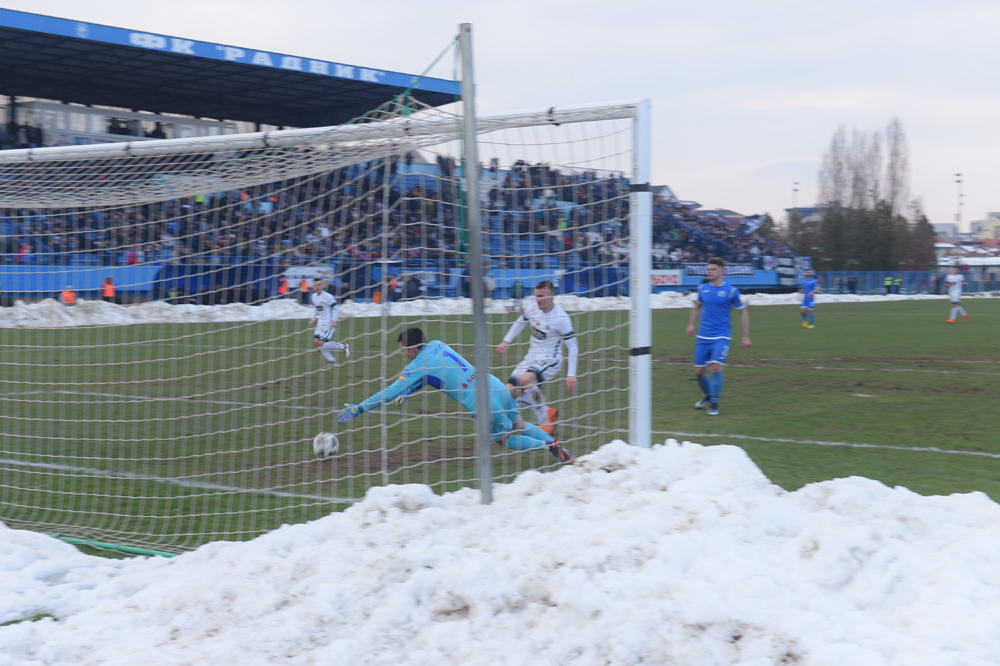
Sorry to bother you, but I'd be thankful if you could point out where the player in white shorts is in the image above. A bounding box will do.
[308,278,350,364]
[496,279,578,436]
[944,266,969,324]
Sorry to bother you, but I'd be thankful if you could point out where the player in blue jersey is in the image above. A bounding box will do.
[336,327,573,462]
[799,269,818,329]
[685,257,751,416]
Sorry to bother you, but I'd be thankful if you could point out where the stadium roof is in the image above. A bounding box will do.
[0,8,460,129]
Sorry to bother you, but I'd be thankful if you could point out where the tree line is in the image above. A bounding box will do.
[755,118,937,271]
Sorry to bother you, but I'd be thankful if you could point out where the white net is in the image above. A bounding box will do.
[0,96,644,553]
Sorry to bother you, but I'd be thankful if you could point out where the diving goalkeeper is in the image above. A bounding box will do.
[337,327,573,462]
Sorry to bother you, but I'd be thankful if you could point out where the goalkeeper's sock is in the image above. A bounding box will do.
[502,422,555,450]
[504,434,547,451]
[522,422,554,444]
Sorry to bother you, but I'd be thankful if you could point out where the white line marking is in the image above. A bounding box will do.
[656,359,1000,376]
[0,457,358,503]
[652,430,1000,459]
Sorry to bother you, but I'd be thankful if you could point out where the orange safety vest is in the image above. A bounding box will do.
[60,290,77,305]
[278,279,289,295]
[102,281,115,298]
[299,280,309,293]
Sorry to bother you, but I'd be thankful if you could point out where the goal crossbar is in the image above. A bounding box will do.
[0,101,642,164]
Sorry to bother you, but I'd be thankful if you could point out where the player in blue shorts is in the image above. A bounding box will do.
[685,257,751,416]
[799,269,818,328]
[337,327,573,461]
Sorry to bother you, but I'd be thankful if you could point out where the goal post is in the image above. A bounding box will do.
[0,88,651,553]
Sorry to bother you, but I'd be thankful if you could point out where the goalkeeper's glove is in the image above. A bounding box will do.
[337,403,361,424]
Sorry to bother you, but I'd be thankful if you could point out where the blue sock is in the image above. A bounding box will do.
[808,313,815,325]
[522,422,554,444]
[697,375,711,397]
[505,435,545,451]
[710,372,724,404]
[503,423,554,451]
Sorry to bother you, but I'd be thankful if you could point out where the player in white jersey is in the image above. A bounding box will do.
[308,278,350,364]
[944,266,969,324]
[495,280,578,435]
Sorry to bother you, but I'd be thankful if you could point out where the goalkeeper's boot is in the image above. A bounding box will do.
[343,342,351,359]
[548,440,574,463]
[694,397,711,409]
[962,314,969,323]
[539,407,558,436]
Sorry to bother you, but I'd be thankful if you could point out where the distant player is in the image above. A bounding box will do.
[799,268,818,328]
[685,257,751,416]
[945,266,969,323]
[308,278,349,364]
[337,327,572,462]
[495,280,578,436]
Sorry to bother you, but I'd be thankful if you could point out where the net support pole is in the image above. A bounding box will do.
[459,23,493,503]
[629,99,653,448]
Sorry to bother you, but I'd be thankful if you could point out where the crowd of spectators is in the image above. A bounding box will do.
[0,151,795,276]
[651,200,792,268]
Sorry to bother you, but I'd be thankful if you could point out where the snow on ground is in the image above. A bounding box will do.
[3,441,999,665]
[0,289,977,328]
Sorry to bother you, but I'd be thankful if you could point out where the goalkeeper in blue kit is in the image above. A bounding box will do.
[337,327,573,462]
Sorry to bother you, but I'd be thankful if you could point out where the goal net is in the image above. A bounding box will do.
[0,94,649,554]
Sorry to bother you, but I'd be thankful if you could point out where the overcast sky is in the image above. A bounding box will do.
[5,0,999,230]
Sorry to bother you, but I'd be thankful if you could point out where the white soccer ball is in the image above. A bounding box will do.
[312,432,340,458]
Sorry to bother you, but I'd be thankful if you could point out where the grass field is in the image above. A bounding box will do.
[2,295,998,554]
[649,296,1000,500]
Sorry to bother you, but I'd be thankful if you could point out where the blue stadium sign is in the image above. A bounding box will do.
[1,8,459,95]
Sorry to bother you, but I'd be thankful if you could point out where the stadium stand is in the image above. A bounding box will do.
[0,8,799,301]
[0,156,791,295]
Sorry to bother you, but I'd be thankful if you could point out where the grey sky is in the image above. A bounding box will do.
[5,0,998,230]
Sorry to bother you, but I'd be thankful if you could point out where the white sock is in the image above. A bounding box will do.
[322,341,346,352]
[515,386,547,422]
[320,349,336,363]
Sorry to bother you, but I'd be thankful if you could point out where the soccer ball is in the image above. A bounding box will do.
[312,432,339,458]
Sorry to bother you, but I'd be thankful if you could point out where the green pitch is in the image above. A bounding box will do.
[0,311,629,554]
[650,297,1000,499]
[1,297,997,555]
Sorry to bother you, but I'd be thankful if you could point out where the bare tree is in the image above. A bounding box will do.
[813,119,917,270]
[820,120,909,215]
[883,118,909,218]
[818,126,848,207]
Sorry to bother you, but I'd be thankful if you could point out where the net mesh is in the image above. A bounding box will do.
[0,95,640,553]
